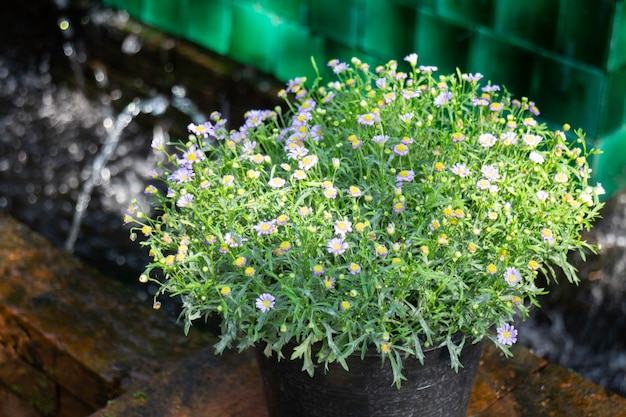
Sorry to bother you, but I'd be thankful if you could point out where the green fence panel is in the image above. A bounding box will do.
[141,0,187,37]
[608,0,626,72]
[101,0,626,196]
[390,0,436,10]
[437,0,495,28]
[229,2,279,74]
[555,0,615,69]
[274,21,325,82]
[493,0,559,52]
[186,0,232,55]
[262,0,310,24]
[467,29,534,97]
[310,0,362,48]
[101,0,143,19]
[601,65,626,137]
[359,0,416,59]
[414,9,472,74]
[530,53,605,138]
[596,128,626,198]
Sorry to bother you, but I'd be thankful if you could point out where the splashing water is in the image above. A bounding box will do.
[64,95,169,252]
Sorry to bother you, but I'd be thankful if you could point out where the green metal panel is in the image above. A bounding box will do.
[608,0,626,72]
[262,0,310,24]
[390,0,436,10]
[437,0,495,28]
[600,65,626,137]
[555,0,615,69]
[101,0,122,9]
[493,0,560,51]
[125,0,144,18]
[596,128,626,198]
[141,0,187,37]
[229,2,279,74]
[310,0,362,48]
[102,0,143,18]
[467,29,534,98]
[274,21,325,82]
[360,0,416,59]
[530,53,605,138]
[186,0,232,55]
[415,9,472,74]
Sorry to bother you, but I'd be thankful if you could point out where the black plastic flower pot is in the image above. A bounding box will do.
[256,338,483,417]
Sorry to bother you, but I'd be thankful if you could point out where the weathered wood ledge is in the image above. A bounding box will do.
[0,212,625,417]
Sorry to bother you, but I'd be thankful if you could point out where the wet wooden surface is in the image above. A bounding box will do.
[0,212,213,416]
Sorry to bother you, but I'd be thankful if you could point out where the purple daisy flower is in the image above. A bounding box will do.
[176,193,193,208]
[392,201,405,213]
[496,323,518,345]
[434,91,452,108]
[348,263,361,275]
[504,267,522,285]
[255,293,275,312]
[396,170,415,183]
[393,143,409,156]
[254,220,277,236]
[327,238,349,255]
[178,144,205,167]
[170,167,194,184]
[372,135,389,144]
[358,112,380,126]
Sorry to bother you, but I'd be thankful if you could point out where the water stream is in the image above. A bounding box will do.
[64,94,168,252]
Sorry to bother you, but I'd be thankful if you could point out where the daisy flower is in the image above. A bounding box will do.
[504,267,522,285]
[268,177,286,188]
[255,293,275,312]
[348,186,362,197]
[334,219,353,236]
[497,323,518,345]
[327,238,349,255]
[347,263,361,274]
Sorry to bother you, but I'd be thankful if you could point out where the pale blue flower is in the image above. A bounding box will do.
[461,72,483,82]
[504,267,522,285]
[434,91,452,107]
[481,85,500,92]
[372,135,389,144]
[450,163,471,178]
[404,53,418,66]
[497,324,517,345]
[358,112,380,126]
[176,193,193,208]
[255,293,275,312]
[327,238,349,255]
[170,167,194,184]
[396,170,415,183]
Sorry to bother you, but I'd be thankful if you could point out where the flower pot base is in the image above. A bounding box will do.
[256,339,483,417]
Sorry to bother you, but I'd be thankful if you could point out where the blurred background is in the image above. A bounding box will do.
[1,0,626,398]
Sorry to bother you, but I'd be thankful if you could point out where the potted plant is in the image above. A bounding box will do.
[126,54,603,416]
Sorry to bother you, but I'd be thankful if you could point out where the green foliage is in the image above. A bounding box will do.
[127,54,603,386]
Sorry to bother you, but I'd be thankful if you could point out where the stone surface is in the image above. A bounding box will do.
[467,342,548,415]
[89,347,267,417]
[0,342,57,415]
[0,387,42,417]
[0,212,213,415]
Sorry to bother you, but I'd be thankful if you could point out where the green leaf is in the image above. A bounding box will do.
[291,334,315,376]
